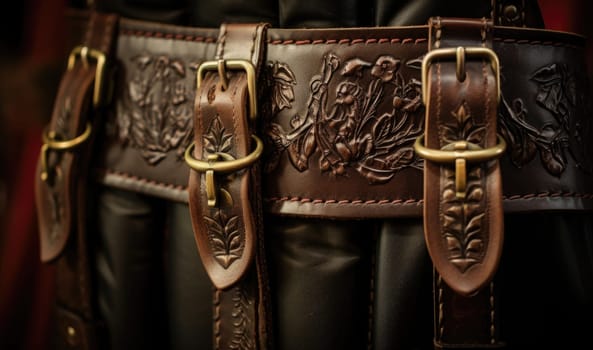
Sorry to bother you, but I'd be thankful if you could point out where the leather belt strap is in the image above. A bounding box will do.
[34,11,118,349]
[98,18,593,219]
[187,23,271,350]
[421,17,504,348]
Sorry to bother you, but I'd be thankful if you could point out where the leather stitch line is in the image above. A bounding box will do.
[267,38,428,45]
[213,288,222,350]
[493,38,582,49]
[120,29,217,42]
[263,192,593,204]
[117,30,581,49]
[100,169,593,202]
[102,169,188,191]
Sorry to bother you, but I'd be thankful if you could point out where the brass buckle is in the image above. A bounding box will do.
[417,46,503,198]
[184,135,264,207]
[421,46,500,104]
[67,45,107,107]
[196,60,257,121]
[40,122,92,181]
[414,135,506,198]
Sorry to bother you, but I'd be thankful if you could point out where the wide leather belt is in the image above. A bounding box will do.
[97,17,593,219]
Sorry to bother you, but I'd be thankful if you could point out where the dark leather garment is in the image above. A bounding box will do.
[35,1,593,349]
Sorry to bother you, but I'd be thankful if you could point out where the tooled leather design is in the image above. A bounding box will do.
[229,286,255,350]
[205,209,243,269]
[202,116,244,269]
[45,98,71,244]
[265,55,591,183]
[213,286,255,350]
[264,53,424,183]
[440,103,487,272]
[115,54,199,164]
[499,63,593,176]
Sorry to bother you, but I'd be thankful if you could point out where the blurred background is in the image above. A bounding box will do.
[0,0,591,348]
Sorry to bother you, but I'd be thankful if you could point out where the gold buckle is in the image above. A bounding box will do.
[196,60,257,121]
[414,135,506,198]
[184,135,264,207]
[67,45,107,107]
[421,46,500,105]
[40,122,92,181]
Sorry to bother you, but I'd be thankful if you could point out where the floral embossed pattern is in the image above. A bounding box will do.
[264,53,425,184]
[499,63,593,175]
[115,54,199,164]
[440,103,487,272]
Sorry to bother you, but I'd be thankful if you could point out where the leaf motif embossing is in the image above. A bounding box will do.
[264,53,425,183]
[114,54,198,165]
[204,209,243,269]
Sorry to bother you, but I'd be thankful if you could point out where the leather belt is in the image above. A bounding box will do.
[97,17,593,219]
[35,12,119,349]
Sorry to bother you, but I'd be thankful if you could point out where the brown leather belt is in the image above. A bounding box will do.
[36,10,593,350]
[97,17,593,219]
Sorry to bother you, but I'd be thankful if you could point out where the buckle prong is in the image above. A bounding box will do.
[456,46,466,82]
[414,135,507,199]
[217,59,229,91]
[185,135,264,207]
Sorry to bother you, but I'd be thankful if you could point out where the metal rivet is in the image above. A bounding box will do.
[503,5,519,21]
[66,325,79,346]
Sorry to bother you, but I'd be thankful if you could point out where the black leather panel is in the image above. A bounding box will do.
[265,216,373,350]
[93,187,167,350]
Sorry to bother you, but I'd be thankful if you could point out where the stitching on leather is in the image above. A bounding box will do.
[267,38,428,45]
[101,169,593,202]
[263,192,593,204]
[120,29,217,42]
[103,169,188,191]
[492,38,582,49]
[264,197,424,205]
[213,288,222,350]
[117,30,582,49]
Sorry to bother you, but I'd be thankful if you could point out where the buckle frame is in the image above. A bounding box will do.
[414,135,506,198]
[184,135,264,207]
[196,60,257,121]
[40,122,92,181]
[421,47,501,104]
[67,46,107,107]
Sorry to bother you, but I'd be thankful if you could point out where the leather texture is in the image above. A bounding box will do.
[39,1,593,349]
[187,23,271,349]
[98,20,593,219]
[34,11,119,350]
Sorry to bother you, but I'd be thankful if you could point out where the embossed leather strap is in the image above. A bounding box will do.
[187,23,271,350]
[422,17,504,348]
[34,11,118,349]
